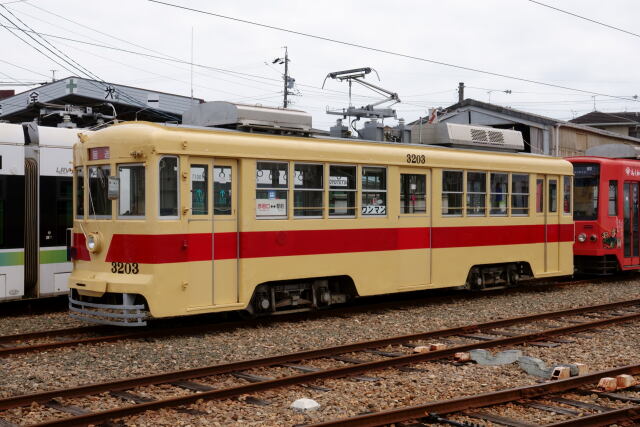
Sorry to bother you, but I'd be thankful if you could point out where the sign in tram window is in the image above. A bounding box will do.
[490,173,508,216]
[159,157,179,217]
[466,171,486,216]
[361,167,387,216]
[549,180,558,213]
[118,164,145,217]
[75,167,84,217]
[190,165,208,215]
[563,176,572,215]
[329,165,356,217]
[294,164,323,217]
[256,162,288,218]
[442,170,463,216]
[536,179,544,213]
[214,166,232,215]
[511,174,529,216]
[88,165,111,217]
[401,174,427,214]
[609,180,618,216]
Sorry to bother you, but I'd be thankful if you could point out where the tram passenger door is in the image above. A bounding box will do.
[623,182,640,266]
[544,176,560,272]
[212,159,238,305]
[397,169,431,287]
[187,158,214,308]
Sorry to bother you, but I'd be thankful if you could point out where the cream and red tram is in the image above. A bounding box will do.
[68,105,573,326]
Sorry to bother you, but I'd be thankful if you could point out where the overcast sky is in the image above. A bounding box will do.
[1,0,639,129]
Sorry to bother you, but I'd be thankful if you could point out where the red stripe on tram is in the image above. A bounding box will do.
[101,224,573,264]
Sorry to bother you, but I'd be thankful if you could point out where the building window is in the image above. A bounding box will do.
[490,172,508,216]
[400,174,427,214]
[159,156,179,217]
[190,164,208,215]
[442,170,463,216]
[118,164,145,217]
[466,171,486,216]
[256,161,288,218]
[329,165,356,217]
[609,180,618,216]
[536,178,544,213]
[563,175,572,215]
[294,163,323,218]
[75,167,84,218]
[88,165,111,217]
[214,166,232,215]
[361,166,387,216]
[549,179,558,213]
[511,174,529,216]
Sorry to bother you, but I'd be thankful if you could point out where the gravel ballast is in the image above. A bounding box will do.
[1,277,640,425]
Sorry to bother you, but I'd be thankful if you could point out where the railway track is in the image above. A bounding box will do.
[1,297,640,426]
[309,366,640,426]
[0,276,614,357]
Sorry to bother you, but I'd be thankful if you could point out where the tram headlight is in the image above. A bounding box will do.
[577,233,587,243]
[590,234,598,242]
[86,233,101,253]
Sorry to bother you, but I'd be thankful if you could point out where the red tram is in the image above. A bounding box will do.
[568,144,640,274]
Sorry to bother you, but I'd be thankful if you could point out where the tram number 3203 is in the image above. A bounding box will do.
[406,154,426,164]
[111,262,139,274]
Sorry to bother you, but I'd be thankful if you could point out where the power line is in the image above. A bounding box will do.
[526,0,640,39]
[0,9,180,121]
[0,57,49,78]
[148,0,639,104]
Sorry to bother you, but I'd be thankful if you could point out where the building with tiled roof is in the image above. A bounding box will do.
[570,111,640,138]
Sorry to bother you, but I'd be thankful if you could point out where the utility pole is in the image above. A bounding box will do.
[50,69,58,82]
[458,82,464,103]
[272,47,293,108]
[283,47,289,108]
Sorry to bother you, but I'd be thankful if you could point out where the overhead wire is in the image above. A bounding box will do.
[0,7,180,121]
[147,0,639,104]
[526,0,640,40]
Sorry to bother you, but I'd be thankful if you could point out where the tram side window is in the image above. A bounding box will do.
[88,165,111,217]
[159,157,179,217]
[490,172,508,216]
[190,165,208,215]
[256,161,288,219]
[536,178,544,213]
[329,165,356,217]
[400,174,427,214]
[563,176,572,215]
[294,163,323,217]
[214,166,232,215]
[549,180,558,213]
[361,167,387,216]
[511,174,529,216]
[75,167,84,217]
[0,175,25,250]
[466,171,486,216]
[442,170,463,216]
[40,176,73,247]
[609,181,618,216]
[118,164,145,217]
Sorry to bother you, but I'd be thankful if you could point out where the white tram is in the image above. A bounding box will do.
[0,123,83,301]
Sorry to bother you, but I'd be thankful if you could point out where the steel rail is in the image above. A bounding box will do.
[2,297,638,410]
[544,406,640,426]
[0,325,106,344]
[9,301,640,426]
[0,278,615,357]
[307,364,640,427]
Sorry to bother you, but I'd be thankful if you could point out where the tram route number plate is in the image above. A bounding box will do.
[406,154,426,164]
[111,262,139,274]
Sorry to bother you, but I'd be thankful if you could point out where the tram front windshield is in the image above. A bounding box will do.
[573,163,599,221]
